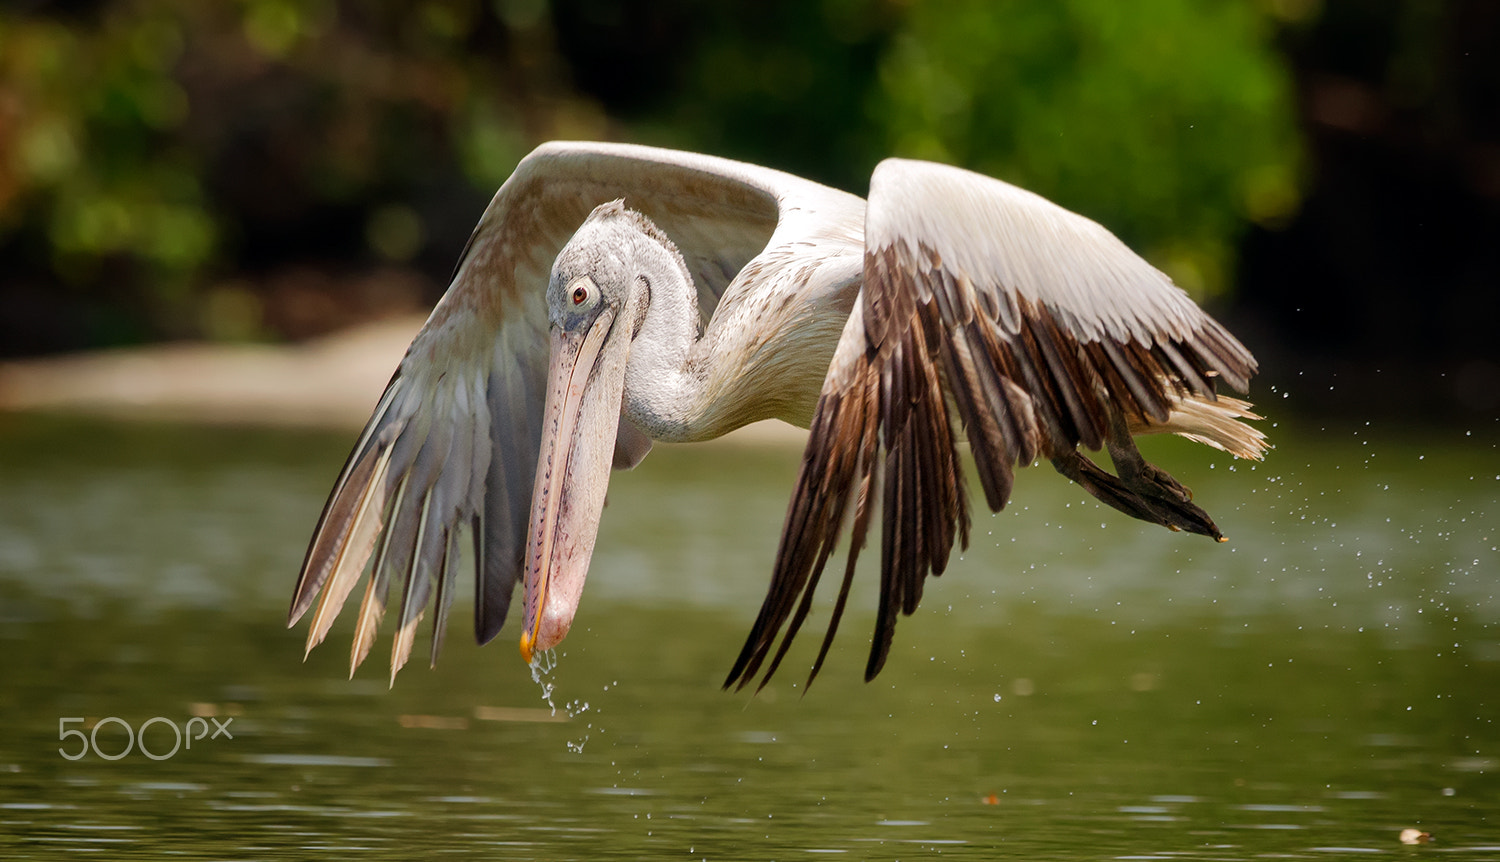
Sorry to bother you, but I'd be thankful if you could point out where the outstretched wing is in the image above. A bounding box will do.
[289,141,863,682]
[727,158,1258,690]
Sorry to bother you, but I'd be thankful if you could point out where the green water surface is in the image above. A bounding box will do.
[0,415,1496,860]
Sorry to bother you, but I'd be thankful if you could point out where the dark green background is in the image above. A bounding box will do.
[2,0,1496,418]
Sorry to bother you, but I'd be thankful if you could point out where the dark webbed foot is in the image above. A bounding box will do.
[1051,411,1225,541]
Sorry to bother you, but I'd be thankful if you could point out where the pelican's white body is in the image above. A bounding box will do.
[289,142,1263,686]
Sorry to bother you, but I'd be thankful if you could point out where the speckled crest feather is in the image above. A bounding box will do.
[588,199,685,259]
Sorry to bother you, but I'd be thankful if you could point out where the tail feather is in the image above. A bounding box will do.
[1132,394,1267,460]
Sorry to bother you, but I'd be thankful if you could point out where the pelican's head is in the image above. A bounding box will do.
[519,200,674,662]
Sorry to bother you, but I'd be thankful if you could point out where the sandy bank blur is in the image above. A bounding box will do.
[0,316,804,445]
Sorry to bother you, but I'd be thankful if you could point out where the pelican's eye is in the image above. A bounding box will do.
[562,277,600,315]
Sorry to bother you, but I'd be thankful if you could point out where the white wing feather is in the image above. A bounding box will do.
[728,157,1260,689]
[290,141,866,678]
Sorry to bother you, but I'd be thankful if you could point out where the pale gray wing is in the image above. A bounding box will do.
[289,141,865,681]
[728,158,1259,690]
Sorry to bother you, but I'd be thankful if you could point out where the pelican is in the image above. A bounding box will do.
[288,141,1264,690]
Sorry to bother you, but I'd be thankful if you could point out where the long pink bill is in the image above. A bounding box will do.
[519,301,632,662]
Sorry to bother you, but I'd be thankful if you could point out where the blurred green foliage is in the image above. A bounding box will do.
[875,0,1304,295]
[1,3,211,287]
[0,0,1302,347]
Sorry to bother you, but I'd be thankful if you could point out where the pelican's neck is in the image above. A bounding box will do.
[620,255,714,442]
